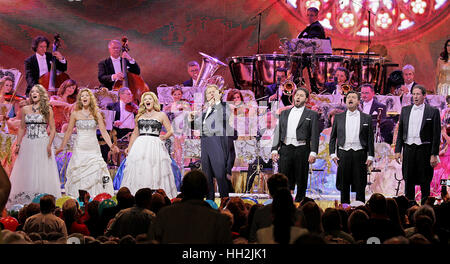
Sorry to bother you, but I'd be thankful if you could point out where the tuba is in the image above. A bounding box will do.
[193,52,227,94]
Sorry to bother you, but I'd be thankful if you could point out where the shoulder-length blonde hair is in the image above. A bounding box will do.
[135,92,160,122]
[75,88,101,124]
[30,84,51,122]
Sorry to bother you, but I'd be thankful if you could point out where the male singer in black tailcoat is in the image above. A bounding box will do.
[271,87,320,202]
[188,84,236,200]
[329,91,374,204]
[395,85,441,204]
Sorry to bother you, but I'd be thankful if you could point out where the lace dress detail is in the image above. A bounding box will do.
[138,119,162,136]
[25,113,48,139]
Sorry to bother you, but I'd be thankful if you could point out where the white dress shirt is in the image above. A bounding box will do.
[111,56,136,81]
[405,82,414,94]
[36,53,49,77]
[203,101,220,125]
[406,103,425,145]
[330,110,373,161]
[361,99,373,115]
[285,106,305,146]
[119,100,135,129]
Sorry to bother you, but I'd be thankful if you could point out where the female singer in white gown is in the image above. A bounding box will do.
[121,92,178,198]
[56,88,119,198]
[7,85,61,207]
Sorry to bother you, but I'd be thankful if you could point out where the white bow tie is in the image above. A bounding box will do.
[412,104,424,111]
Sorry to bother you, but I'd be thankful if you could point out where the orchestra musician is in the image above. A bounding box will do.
[24,36,67,96]
[98,40,141,90]
[324,67,351,96]
[49,79,78,133]
[106,87,137,140]
[182,61,200,87]
[297,7,326,39]
[398,64,419,96]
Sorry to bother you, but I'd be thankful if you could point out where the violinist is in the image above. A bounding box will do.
[0,76,25,132]
[49,79,78,132]
[106,87,137,139]
[98,40,141,90]
[24,36,67,95]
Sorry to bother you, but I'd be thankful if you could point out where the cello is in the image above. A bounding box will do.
[39,33,70,95]
[112,36,149,104]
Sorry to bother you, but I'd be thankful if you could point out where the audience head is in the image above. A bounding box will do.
[347,209,369,242]
[272,188,296,244]
[150,192,166,214]
[322,208,342,232]
[180,170,209,200]
[25,203,41,219]
[135,188,153,209]
[267,173,289,198]
[116,187,135,208]
[40,195,56,214]
[300,201,323,234]
[367,193,387,217]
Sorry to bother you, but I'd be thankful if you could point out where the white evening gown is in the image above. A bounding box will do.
[64,119,114,198]
[7,113,61,208]
[121,119,178,198]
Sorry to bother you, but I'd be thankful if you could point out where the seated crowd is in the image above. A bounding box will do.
[0,170,449,245]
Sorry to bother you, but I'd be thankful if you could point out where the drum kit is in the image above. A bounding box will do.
[228,39,396,97]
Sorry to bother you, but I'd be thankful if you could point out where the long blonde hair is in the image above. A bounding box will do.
[135,92,160,123]
[75,88,101,124]
[30,84,51,122]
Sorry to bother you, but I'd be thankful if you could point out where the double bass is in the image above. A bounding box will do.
[38,34,70,95]
[112,36,149,104]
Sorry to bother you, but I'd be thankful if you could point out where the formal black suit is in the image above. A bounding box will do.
[183,78,194,87]
[297,21,326,39]
[190,102,236,200]
[329,110,374,203]
[98,57,140,90]
[24,52,68,95]
[394,104,441,203]
[272,106,320,201]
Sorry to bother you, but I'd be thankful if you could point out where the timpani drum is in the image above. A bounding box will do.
[228,56,256,91]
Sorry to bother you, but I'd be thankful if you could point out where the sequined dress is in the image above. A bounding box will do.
[7,113,61,208]
[64,119,114,198]
[120,119,178,198]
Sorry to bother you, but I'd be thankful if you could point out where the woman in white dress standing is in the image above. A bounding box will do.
[7,84,61,208]
[121,92,178,198]
[56,88,119,198]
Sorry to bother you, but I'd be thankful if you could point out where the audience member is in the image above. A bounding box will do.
[347,209,369,243]
[84,201,103,238]
[62,199,90,236]
[256,188,308,244]
[149,170,232,244]
[23,195,67,238]
[105,188,155,238]
[300,201,323,235]
[100,187,135,232]
[386,198,406,236]
[249,173,290,242]
[322,208,354,244]
[365,193,403,242]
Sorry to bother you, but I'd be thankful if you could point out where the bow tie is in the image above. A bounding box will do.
[412,104,424,111]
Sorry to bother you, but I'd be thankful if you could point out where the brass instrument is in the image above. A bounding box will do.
[341,83,352,95]
[281,78,296,96]
[194,52,227,95]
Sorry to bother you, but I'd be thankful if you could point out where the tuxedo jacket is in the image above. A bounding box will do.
[394,104,441,156]
[98,57,140,90]
[329,110,375,157]
[297,21,326,39]
[24,52,67,93]
[183,79,194,87]
[271,107,320,154]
